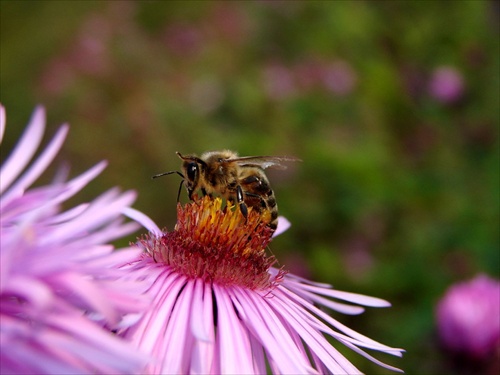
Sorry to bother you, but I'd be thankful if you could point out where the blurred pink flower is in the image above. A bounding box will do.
[39,15,112,95]
[210,3,253,46]
[436,274,500,360]
[164,22,204,57]
[294,58,324,91]
[265,58,358,99]
[322,60,358,96]
[121,196,404,374]
[262,62,297,100]
[428,66,465,104]
[0,105,148,374]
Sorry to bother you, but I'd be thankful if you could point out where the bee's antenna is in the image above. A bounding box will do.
[152,171,184,179]
[152,170,185,203]
[176,151,207,168]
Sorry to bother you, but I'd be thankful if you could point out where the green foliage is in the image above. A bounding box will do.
[1,1,498,373]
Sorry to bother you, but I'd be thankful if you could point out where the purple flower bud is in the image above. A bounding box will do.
[436,274,500,360]
[428,66,465,104]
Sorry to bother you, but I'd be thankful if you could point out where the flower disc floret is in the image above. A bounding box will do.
[142,196,282,290]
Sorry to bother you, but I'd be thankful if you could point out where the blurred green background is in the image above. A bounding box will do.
[1,1,498,373]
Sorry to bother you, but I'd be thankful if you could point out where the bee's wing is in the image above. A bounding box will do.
[226,156,301,170]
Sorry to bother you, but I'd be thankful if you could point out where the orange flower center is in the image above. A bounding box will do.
[143,196,284,290]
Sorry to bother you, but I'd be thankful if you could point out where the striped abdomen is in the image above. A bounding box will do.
[239,169,278,231]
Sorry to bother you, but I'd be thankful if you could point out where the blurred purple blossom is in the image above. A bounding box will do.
[322,60,358,96]
[294,58,324,91]
[164,22,204,57]
[39,14,112,95]
[264,58,358,100]
[428,66,465,104]
[262,62,297,100]
[0,105,148,374]
[436,274,500,360]
[210,3,253,46]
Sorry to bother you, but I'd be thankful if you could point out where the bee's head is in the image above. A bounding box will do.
[177,152,206,198]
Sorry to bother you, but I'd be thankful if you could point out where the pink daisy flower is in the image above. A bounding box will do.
[122,196,404,374]
[0,105,148,374]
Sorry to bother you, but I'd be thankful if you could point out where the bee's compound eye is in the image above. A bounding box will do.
[186,162,198,181]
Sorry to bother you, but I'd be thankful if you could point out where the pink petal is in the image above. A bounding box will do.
[45,314,147,373]
[0,104,5,143]
[80,220,140,245]
[122,207,161,235]
[190,280,214,342]
[233,288,316,374]
[213,285,255,374]
[273,216,291,237]
[3,162,107,226]
[286,279,392,307]
[1,125,69,205]
[135,273,185,355]
[47,203,89,224]
[159,279,194,373]
[1,336,79,374]
[287,284,366,314]
[2,275,53,310]
[278,286,403,354]
[336,339,405,372]
[269,290,360,374]
[272,269,332,288]
[0,106,46,194]
[40,187,135,246]
[190,280,216,374]
[46,161,108,208]
[52,272,119,324]
[78,246,142,268]
[248,332,267,374]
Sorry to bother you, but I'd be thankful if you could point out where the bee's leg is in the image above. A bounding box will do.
[176,181,184,202]
[236,185,248,221]
[187,188,196,201]
[201,188,208,196]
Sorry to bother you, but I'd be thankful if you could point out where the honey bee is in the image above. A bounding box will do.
[153,150,300,230]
